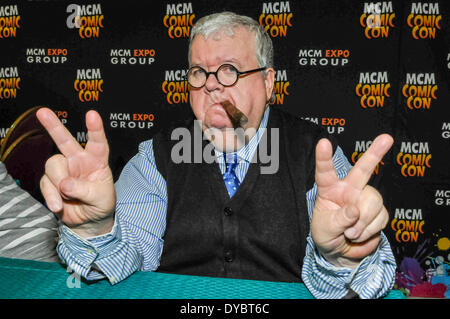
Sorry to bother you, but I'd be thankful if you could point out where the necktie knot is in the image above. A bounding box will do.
[223,153,240,198]
[225,153,238,173]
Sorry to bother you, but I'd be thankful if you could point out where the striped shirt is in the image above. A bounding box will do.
[0,162,59,262]
[57,107,396,299]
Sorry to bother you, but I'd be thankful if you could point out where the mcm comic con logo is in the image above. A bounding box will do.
[355,71,391,109]
[360,1,395,39]
[396,141,431,178]
[66,3,104,38]
[162,69,189,105]
[0,66,20,99]
[0,4,20,38]
[391,208,425,243]
[259,1,293,38]
[273,70,289,105]
[74,68,103,102]
[402,73,438,110]
[163,2,195,38]
[407,2,442,39]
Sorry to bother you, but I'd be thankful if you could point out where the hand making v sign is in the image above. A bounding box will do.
[37,107,116,238]
[311,134,394,268]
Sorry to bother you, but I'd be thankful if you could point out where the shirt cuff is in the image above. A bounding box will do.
[56,216,122,281]
[345,233,397,299]
[302,232,396,299]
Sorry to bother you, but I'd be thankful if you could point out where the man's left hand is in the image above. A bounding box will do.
[311,134,394,268]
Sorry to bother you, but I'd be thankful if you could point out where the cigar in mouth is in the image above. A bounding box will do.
[220,100,248,129]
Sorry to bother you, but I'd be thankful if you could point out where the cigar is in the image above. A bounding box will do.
[220,100,248,129]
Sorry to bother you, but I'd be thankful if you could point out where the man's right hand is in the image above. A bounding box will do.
[37,107,116,238]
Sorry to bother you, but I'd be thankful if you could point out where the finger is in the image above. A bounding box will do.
[59,176,114,210]
[36,107,84,158]
[84,110,109,162]
[59,177,91,203]
[45,154,76,202]
[351,206,389,243]
[342,233,381,260]
[40,175,63,213]
[330,204,360,238]
[315,138,339,192]
[345,134,393,190]
[344,186,384,240]
[44,154,70,195]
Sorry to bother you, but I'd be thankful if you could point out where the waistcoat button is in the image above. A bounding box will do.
[224,207,233,216]
[224,250,234,262]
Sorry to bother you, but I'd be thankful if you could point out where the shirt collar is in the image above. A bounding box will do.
[214,106,270,164]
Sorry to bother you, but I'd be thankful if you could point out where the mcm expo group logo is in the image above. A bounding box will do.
[109,49,156,65]
[298,49,350,67]
[302,117,346,135]
[435,189,450,206]
[26,48,68,64]
[442,122,450,139]
[109,112,155,130]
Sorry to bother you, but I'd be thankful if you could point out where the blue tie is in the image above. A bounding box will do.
[223,153,240,198]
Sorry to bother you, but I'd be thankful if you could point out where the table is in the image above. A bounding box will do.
[0,257,405,299]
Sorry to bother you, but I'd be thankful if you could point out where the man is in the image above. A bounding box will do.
[37,12,396,299]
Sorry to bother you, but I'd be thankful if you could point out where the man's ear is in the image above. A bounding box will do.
[264,68,276,103]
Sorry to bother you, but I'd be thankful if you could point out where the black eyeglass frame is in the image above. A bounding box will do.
[187,63,267,88]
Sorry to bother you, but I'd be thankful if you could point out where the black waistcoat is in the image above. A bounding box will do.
[153,107,336,283]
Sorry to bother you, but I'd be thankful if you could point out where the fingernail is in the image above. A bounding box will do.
[48,200,61,212]
[62,180,73,193]
[346,227,358,238]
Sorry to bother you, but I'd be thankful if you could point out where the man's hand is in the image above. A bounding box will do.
[311,134,394,268]
[37,108,116,238]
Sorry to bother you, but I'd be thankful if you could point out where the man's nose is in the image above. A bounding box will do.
[204,72,223,92]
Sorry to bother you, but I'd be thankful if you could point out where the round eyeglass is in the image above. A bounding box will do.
[187,63,267,88]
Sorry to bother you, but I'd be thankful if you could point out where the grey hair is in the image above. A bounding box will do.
[188,11,274,70]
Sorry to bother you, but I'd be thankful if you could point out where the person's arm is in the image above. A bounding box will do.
[0,162,59,262]
[56,139,168,284]
[302,146,396,299]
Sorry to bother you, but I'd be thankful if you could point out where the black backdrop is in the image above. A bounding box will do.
[1,0,449,298]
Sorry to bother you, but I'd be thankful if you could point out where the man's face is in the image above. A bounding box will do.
[189,27,275,152]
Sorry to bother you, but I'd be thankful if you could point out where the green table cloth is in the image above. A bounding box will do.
[0,257,405,299]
